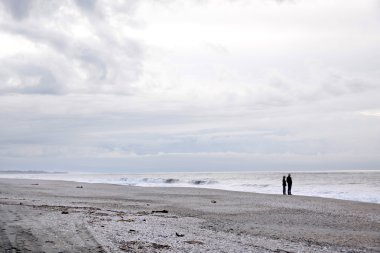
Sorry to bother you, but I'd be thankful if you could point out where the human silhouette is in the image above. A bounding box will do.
[282,176,286,195]
[286,174,292,195]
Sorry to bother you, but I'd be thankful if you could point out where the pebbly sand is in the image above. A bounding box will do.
[0,178,379,253]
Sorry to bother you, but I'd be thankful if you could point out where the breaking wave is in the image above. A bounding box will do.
[190,179,217,185]
[119,177,218,187]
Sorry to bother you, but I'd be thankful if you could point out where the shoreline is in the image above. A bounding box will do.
[1,172,379,205]
[1,176,378,205]
[1,178,379,252]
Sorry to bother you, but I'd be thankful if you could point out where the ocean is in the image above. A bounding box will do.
[0,171,379,204]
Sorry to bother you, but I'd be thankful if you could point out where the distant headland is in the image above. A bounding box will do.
[0,170,66,174]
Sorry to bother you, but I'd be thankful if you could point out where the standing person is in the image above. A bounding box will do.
[282,176,287,195]
[286,174,292,195]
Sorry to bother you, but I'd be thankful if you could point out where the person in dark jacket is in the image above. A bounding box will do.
[286,174,292,195]
[282,176,286,195]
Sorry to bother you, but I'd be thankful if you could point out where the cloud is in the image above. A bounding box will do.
[0,62,61,94]
[1,0,31,20]
[0,0,379,171]
[74,0,97,12]
[0,0,143,95]
[360,111,380,117]
[321,72,375,97]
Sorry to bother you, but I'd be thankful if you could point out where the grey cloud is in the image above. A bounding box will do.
[345,79,374,93]
[18,67,60,94]
[250,70,378,108]
[0,61,62,94]
[0,1,143,95]
[1,23,69,52]
[0,0,379,172]
[78,50,108,81]
[74,0,97,12]
[0,0,296,97]
[1,88,379,171]
[153,0,294,4]
[1,0,31,20]
[322,73,375,97]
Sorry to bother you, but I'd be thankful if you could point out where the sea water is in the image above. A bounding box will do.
[0,171,379,204]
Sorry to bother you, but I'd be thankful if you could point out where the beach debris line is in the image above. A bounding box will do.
[119,241,171,251]
[151,210,168,214]
[274,249,293,253]
[185,240,205,245]
[136,211,150,215]
[118,217,135,222]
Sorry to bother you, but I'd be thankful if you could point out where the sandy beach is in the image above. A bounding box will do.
[0,178,379,253]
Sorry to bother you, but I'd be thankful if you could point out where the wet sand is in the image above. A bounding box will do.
[0,178,379,252]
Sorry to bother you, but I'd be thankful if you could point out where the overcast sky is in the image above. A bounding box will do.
[0,0,379,172]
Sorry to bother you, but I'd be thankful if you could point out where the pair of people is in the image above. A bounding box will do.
[282,174,292,195]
